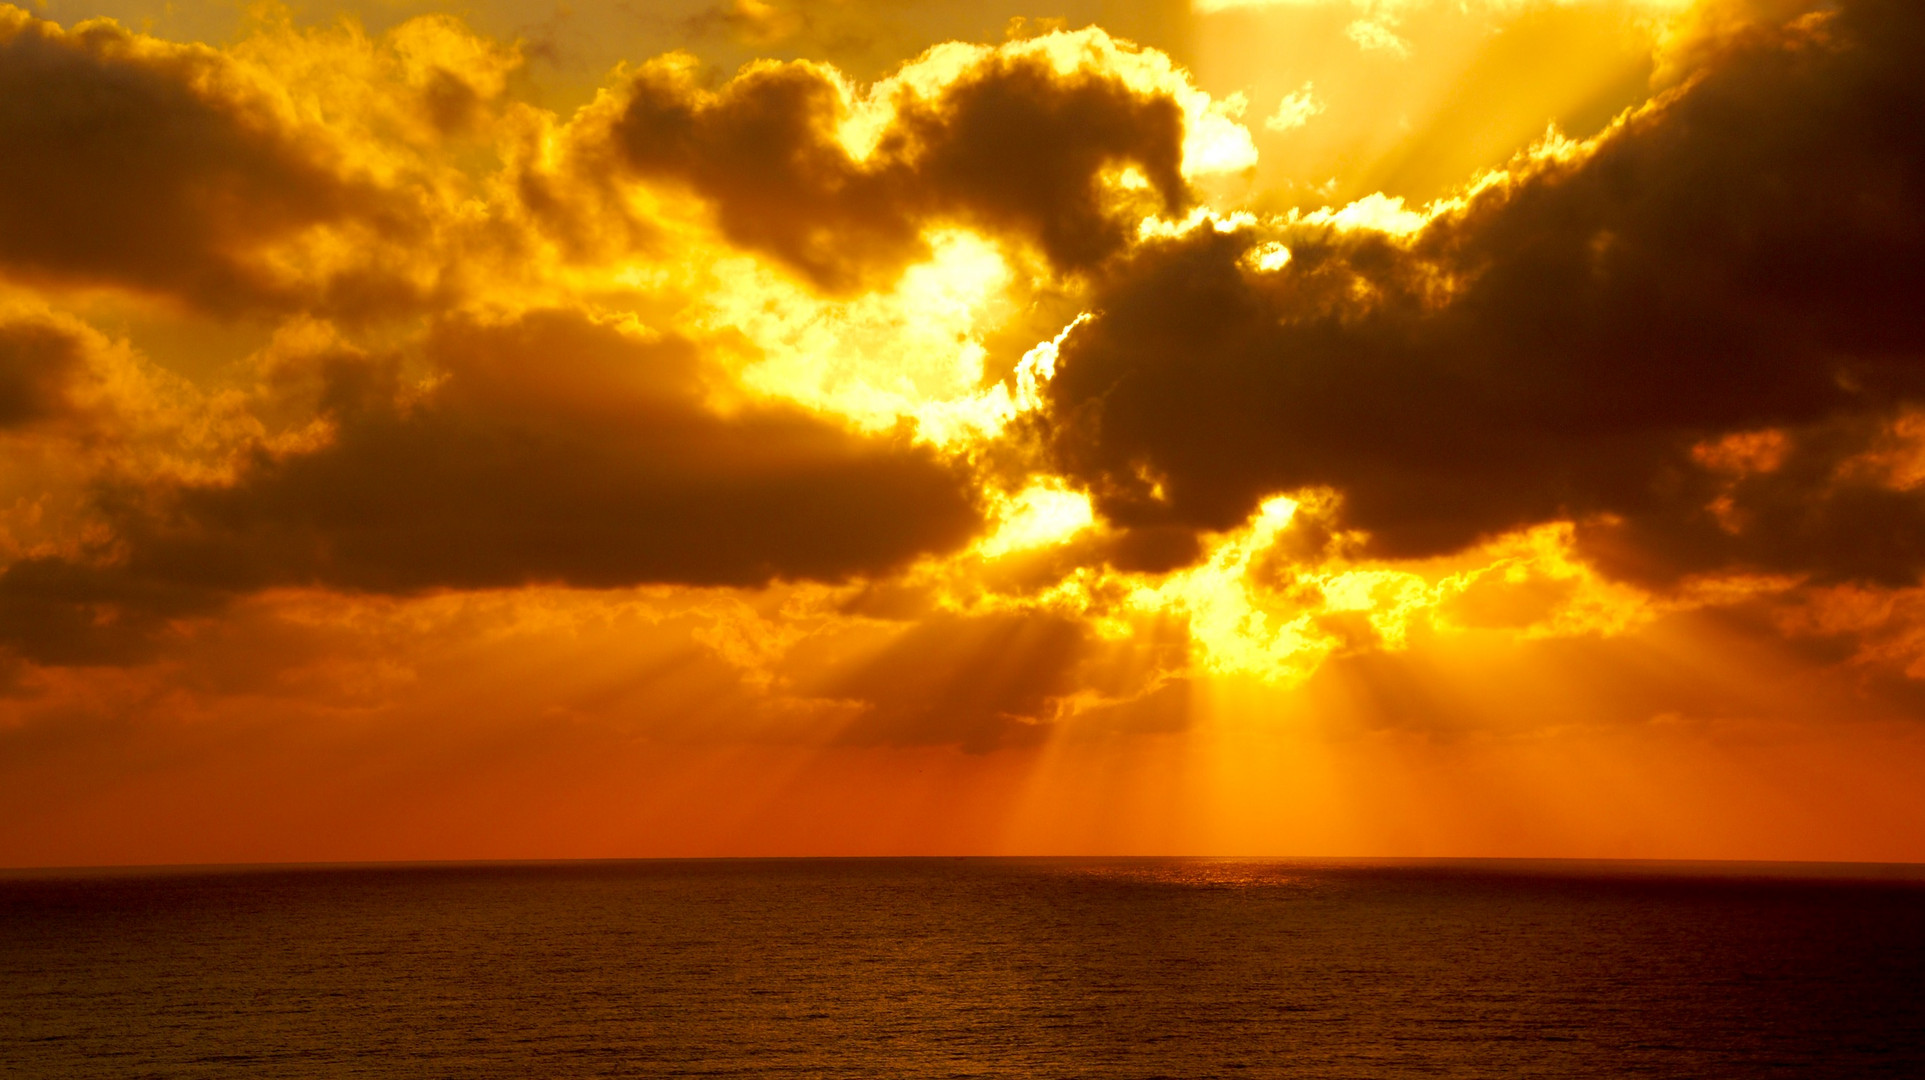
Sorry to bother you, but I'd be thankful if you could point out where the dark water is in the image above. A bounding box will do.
[3,858,1923,1078]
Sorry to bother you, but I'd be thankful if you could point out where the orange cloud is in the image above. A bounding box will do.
[0,8,427,314]
[0,315,86,428]
[0,306,984,667]
[1037,0,1925,591]
[594,39,1199,290]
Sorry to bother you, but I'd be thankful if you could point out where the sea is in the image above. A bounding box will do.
[3,858,1922,1078]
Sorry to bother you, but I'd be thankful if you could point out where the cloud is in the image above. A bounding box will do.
[0,7,428,315]
[813,610,1090,751]
[1263,82,1324,132]
[0,308,983,664]
[595,29,1218,291]
[1346,18,1412,55]
[0,315,85,429]
[1036,0,1925,588]
[0,305,167,439]
[0,556,221,665]
[179,309,984,590]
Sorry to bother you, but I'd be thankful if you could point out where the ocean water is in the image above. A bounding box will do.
[3,858,1923,1078]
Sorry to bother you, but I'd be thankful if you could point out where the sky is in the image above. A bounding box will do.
[3,0,1925,867]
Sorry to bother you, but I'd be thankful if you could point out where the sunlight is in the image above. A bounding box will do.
[702,229,1015,441]
[977,483,1098,558]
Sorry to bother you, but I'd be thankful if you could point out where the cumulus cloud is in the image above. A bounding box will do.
[178,309,984,591]
[1037,0,1925,589]
[1263,82,1323,132]
[0,316,85,428]
[595,30,1218,291]
[0,7,430,314]
[0,308,982,664]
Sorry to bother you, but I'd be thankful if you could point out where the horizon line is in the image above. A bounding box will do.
[7,853,1925,881]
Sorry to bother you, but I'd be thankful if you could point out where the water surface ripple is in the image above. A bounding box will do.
[3,858,1922,1078]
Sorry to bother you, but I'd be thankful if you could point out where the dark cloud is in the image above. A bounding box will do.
[0,308,983,664]
[418,67,489,135]
[0,556,221,666]
[1037,0,1925,587]
[0,316,84,428]
[817,610,1088,751]
[793,599,1191,749]
[157,309,983,592]
[0,8,413,314]
[605,41,1189,290]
